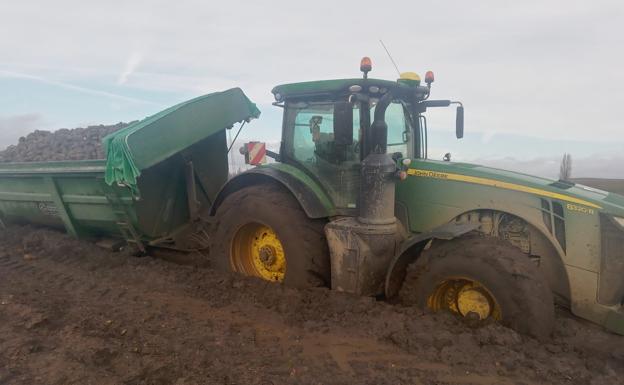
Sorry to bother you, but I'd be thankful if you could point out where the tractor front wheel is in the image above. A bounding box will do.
[406,236,555,339]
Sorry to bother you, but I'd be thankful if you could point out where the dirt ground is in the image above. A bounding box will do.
[0,226,623,385]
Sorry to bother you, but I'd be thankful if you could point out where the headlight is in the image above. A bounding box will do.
[612,216,624,228]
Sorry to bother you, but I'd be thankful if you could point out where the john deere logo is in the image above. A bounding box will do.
[409,169,448,179]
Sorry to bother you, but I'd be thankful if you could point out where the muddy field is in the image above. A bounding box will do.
[0,225,622,385]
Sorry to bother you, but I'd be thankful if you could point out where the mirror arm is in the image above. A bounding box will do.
[421,99,451,108]
[266,149,280,162]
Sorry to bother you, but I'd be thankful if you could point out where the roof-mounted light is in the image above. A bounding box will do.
[400,72,420,81]
[425,71,435,86]
[398,72,421,87]
[360,57,372,79]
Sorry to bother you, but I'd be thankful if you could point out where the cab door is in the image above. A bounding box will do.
[284,101,361,209]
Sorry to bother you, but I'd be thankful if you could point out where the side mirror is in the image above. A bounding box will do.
[456,105,464,139]
[333,101,353,145]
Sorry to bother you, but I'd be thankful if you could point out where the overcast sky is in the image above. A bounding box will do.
[1,0,623,177]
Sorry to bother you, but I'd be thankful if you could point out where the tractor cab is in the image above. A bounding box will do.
[270,58,463,211]
[235,58,464,295]
[254,59,464,295]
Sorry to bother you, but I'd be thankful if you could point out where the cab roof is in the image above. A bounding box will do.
[271,78,414,101]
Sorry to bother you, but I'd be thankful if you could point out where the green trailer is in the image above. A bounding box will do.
[0,88,260,252]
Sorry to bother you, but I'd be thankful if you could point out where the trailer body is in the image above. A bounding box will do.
[0,88,259,251]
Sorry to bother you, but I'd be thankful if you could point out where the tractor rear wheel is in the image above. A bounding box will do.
[210,184,330,288]
[407,236,554,339]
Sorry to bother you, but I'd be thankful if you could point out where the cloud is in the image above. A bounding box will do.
[481,131,496,145]
[471,155,624,179]
[117,52,143,85]
[0,113,45,148]
[0,1,623,151]
[0,69,158,105]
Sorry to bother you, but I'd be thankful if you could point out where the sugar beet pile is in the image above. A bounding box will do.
[0,123,131,163]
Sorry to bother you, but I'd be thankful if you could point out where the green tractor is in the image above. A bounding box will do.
[210,58,624,339]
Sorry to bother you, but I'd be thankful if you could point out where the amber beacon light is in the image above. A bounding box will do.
[360,57,372,78]
[425,70,435,85]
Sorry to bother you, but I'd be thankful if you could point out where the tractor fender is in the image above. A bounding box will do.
[209,166,334,219]
[450,209,571,303]
[384,221,480,299]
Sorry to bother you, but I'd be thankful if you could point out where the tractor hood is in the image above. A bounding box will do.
[410,160,624,216]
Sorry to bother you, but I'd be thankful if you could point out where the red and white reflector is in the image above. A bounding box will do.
[246,141,267,165]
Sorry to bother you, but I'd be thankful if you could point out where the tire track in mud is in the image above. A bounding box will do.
[1,225,623,385]
[2,251,505,385]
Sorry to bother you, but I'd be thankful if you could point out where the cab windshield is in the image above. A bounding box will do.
[284,98,412,208]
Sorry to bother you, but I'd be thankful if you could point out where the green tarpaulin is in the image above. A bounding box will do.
[103,88,260,195]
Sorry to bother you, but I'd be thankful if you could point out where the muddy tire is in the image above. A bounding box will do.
[210,183,330,288]
[410,236,554,339]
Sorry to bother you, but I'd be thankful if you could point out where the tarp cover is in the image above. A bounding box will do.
[103,88,260,194]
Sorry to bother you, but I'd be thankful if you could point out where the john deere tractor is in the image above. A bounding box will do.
[210,58,624,339]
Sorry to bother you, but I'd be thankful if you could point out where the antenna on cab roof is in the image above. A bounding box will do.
[379,39,401,77]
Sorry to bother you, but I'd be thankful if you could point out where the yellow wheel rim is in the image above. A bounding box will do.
[427,278,502,321]
[231,223,286,282]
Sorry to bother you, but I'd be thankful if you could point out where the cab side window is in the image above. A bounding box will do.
[287,102,361,209]
[291,103,359,165]
[382,102,409,157]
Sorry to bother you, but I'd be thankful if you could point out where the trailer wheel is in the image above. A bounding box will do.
[210,184,330,288]
[408,236,554,339]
